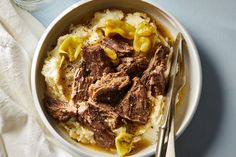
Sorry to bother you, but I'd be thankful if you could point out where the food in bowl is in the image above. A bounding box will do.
[41,9,175,156]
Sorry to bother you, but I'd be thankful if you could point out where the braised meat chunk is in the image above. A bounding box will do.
[116,57,149,78]
[88,100,122,129]
[72,44,115,103]
[94,128,116,149]
[141,45,170,96]
[88,71,131,104]
[45,97,77,121]
[71,61,95,103]
[116,77,151,124]
[77,100,121,130]
[77,101,121,148]
[82,44,114,78]
[101,37,134,57]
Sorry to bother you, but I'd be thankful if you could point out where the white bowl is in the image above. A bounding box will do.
[31,0,202,156]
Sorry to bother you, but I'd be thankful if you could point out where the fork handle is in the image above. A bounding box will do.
[165,115,176,157]
[155,127,167,157]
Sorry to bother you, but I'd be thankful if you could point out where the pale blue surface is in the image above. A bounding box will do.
[31,0,236,156]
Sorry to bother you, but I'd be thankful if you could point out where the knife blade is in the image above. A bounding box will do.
[155,33,183,157]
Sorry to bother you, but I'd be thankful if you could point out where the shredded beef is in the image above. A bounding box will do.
[116,57,149,78]
[71,61,95,103]
[77,101,120,148]
[72,44,115,103]
[94,129,116,149]
[88,71,131,104]
[101,37,134,57]
[77,100,121,130]
[45,97,77,121]
[141,45,169,96]
[116,77,151,124]
[82,45,114,78]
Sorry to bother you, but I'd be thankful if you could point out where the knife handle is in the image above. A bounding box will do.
[155,125,168,157]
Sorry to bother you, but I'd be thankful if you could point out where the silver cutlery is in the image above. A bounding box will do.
[155,33,186,157]
[165,35,186,157]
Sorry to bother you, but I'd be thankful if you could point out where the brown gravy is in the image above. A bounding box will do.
[81,143,117,154]
[129,138,152,155]
[156,20,174,45]
[82,138,151,155]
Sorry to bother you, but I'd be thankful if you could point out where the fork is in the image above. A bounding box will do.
[165,36,187,157]
[155,33,182,157]
[155,33,186,157]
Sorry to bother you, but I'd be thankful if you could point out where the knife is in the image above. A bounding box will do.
[155,33,183,157]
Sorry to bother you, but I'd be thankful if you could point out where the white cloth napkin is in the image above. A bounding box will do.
[0,1,75,157]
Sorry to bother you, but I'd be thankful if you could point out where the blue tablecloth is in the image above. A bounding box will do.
[31,0,236,156]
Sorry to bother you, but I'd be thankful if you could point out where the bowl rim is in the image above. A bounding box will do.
[31,0,202,156]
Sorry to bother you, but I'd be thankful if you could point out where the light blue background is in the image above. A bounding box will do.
[31,0,236,156]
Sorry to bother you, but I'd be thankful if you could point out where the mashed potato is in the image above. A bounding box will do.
[125,12,150,28]
[42,35,70,102]
[91,9,124,29]
[60,118,96,144]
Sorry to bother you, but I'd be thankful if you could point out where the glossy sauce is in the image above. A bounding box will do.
[85,139,151,155]
[80,138,151,155]
[155,20,174,45]
[129,138,151,155]
[81,143,117,154]
[179,82,187,101]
